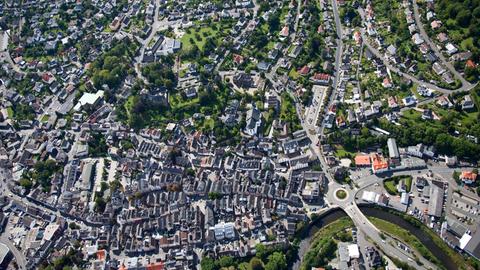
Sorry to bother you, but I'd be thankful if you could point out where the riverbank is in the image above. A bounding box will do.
[360,205,479,270]
[293,204,479,270]
[299,217,354,270]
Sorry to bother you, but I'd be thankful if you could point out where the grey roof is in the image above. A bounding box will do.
[387,138,400,159]
[465,225,480,260]
[427,184,443,217]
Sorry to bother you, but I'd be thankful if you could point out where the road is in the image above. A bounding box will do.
[0,235,26,269]
[411,0,472,89]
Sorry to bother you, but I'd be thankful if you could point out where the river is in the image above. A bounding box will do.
[292,206,456,270]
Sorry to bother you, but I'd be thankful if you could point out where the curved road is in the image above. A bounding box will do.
[0,235,26,269]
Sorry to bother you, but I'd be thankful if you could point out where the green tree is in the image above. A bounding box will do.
[200,257,217,270]
[255,243,268,261]
[218,256,236,268]
[250,257,264,270]
[264,252,287,270]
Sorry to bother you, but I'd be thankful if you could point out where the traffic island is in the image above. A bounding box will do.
[335,188,348,201]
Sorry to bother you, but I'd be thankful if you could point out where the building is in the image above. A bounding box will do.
[462,95,475,110]
[233,73,256,89]
[244,106,262,136]
[371,154,388,173]
[74,90,104,111]
[210,222,236,241]
[387,138,400,165]
[354,154,371,167]
[460,171,478,185]
[428,181,444,217]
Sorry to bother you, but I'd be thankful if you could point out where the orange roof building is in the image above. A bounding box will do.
[371,153,389,173]
[355,154,371,167]
[146,262,164,270]
[460,171,478,184]
[96,249,106,261]
[466,59,476,69]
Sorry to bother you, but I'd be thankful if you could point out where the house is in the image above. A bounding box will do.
[382,77,392,88]
[417,85,433,97]
[279,25,289,39]
[257,61,271,71]
[388,96,398,109]
[462,95,475,110]
[298,65,310,76]
[437,96,452,108]
[233,54,244,65]
[402,96,417,107]
[386,44,396,56]
[310,73,330,85]
[42,73,56,85]
[412,33,424,45]
[460,171,478,185]
[184,87,197,99]
[421,109,434,120]
[437,32,448,43]
[244,106,262,136]
[264,93,280,111]
[445,43,458,55]
[466,60,476,69]
[433,62,446,75]
[430,20,442,29]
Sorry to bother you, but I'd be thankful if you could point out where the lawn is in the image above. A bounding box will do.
[336,189,347,199]
[6,107,13,118]
[369,217,441,266]
[169,93,199,111]
[180,21,232,51]
[181,27,218,51]
[383,175,412,195]
[288,68,300,80]
[280,92,302,132]
[40,115,50,122]
[334,145,355,159]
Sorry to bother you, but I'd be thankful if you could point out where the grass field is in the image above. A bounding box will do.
[383,175,412,195]
[180,21,232,51]
[181,26,219,51]
[40,115,50,122]
[7,107,13,118]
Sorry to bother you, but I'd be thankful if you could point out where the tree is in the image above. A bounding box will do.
[19,178,33,190]
[456,10,472,28]
[250,257,264,270]
[217,256,236,268]
[255,243,268,261]
[268,13,280,33]
[264,252,287,270]
[69,222,80,230]
[200,257,217,270]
